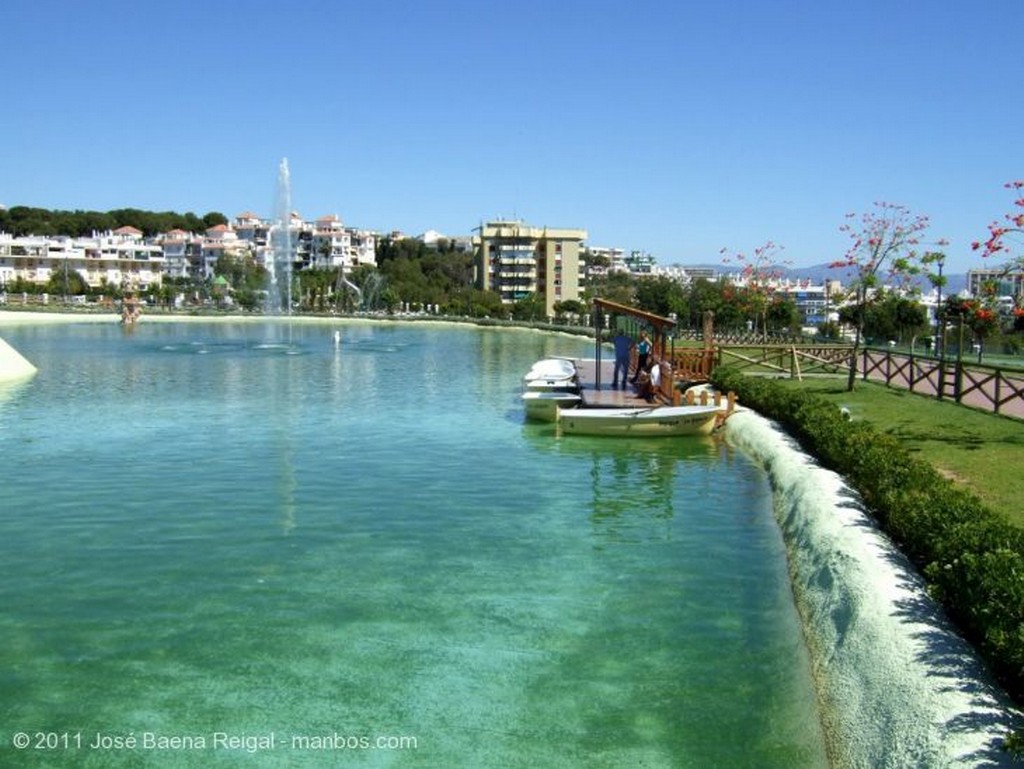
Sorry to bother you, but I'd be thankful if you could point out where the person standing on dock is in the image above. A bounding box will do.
[631,330,652,384]
[612,328,634,390]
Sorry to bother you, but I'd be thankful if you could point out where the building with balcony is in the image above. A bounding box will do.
[0,230,164,293]
[473,220,587,316]
[308,214,377,272]
[967,266,1024,301]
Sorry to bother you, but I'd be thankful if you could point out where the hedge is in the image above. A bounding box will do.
[710,366,1024,708]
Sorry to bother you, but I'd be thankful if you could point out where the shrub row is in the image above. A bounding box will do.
[711,366,1024,706]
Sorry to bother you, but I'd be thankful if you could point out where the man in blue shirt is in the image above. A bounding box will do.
[612,329,634,389]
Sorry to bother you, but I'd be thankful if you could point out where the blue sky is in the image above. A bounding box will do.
[2,0,1020,272]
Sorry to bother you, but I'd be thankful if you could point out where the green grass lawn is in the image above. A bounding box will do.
[770,376,1024,528]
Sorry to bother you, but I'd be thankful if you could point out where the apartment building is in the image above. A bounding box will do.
[967,266,1024,301]
[0,228,164,292]
[306,214,377,272]
[473,219,587,316]
[0,211,379,292]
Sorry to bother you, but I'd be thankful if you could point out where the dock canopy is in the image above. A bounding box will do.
[592,298,677,388]
[593,298,677,335]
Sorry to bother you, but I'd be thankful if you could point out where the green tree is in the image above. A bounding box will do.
[853,291,929,345]
[213,250,266,310]
[447,287,504,318]
[765,296,801,335]
[46,267,88,298]
[634,275,687,318]
[583,270,635,307]
[202,211,229,230]
[552,299,586,322]
[510,293,547,322]
[297,268,336,312]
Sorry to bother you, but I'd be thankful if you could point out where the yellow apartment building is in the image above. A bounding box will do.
[473,219,587,317]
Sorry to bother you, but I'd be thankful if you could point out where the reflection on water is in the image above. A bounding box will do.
[0,376,33,414]
[524,427,720,544]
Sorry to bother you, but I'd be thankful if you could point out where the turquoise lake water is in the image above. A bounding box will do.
[0,320,827,768]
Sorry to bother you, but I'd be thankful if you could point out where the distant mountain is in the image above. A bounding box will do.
[663,262,967,295]
[783,263,968,295]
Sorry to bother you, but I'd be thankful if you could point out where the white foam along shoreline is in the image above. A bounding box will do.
[725,409,1021,767]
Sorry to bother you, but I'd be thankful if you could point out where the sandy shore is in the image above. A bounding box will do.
[0,310,595,339]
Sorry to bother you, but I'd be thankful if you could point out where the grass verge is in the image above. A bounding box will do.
[768,376,1024,528]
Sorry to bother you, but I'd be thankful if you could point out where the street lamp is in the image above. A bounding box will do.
[935,254,945,359]
[922,251,947,359]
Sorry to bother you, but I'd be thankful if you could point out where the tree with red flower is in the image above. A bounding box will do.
[720,240,790,341]
[972,181,1024,268]
[830,202,941,390]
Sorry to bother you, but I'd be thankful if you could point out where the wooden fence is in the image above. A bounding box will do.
[667,343,853,382]
[859,349,1024,419]
[664,343,1024,420]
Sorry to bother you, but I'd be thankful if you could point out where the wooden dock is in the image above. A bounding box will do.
[572,358,664,408]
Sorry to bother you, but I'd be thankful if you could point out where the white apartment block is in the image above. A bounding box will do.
[0,227,164,292]
[306,214,377,272]
[0,211,379,292]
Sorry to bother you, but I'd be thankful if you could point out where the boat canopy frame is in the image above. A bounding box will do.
[592,298,676,389]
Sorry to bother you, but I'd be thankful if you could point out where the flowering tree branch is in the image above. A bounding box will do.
[972,180,1024,271]
[830,202,940,390]
[720,240,790,340]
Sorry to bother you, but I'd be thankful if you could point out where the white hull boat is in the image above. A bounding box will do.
[522,357,579,393]
[557,405,721,437]
[521,391,582,421]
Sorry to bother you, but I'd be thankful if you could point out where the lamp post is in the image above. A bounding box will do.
[934,254,945,360]
[922,251,948,398]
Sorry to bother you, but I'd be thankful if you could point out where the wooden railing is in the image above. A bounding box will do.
[859,349,1024,419]
[663,343,1024,420]
[666,343,854,382]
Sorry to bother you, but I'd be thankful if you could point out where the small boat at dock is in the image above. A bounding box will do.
[521,390,582,421]
[522,357,579,393]
[557,404,721,437]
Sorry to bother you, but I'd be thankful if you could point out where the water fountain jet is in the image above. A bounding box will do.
[267,158,293,315]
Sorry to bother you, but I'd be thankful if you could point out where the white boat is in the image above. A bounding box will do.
[521,390,582,421]
[522,357,579,393]
[557,405,721,437]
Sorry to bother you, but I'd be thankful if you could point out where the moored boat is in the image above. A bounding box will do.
[522,357,579,393]
[557,404,721,437]
[521,390,582,421]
